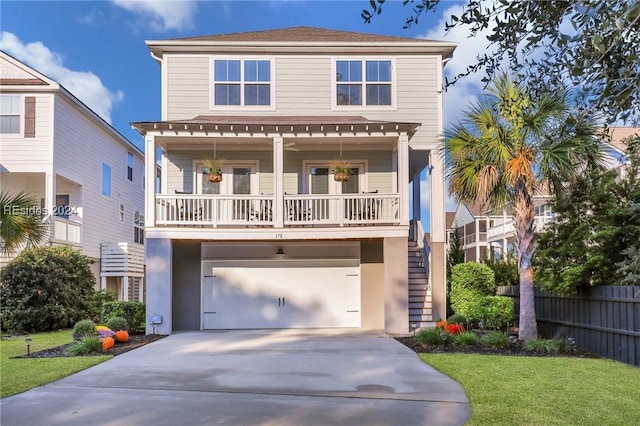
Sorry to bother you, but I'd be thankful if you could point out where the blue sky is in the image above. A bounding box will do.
[2,0,489,215]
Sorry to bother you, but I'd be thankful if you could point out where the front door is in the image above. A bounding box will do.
[304,163,364,222]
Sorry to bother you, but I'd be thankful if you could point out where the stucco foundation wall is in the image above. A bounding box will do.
[360,240,384,330]
[430,241,446,321]
[383,237,409,334]
[172,241,202,331]
[145,238,172,335]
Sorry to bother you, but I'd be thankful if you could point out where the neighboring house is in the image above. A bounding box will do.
[0,51,145,301]
[133,27,456,335]
[451,128,637,262]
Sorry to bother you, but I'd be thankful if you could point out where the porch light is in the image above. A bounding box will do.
[276,247,285,258]
[25,337,33,357]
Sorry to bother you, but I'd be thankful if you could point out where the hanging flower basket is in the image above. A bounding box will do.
[203,158,225,183]
[334,172,350,182]
[207,171,223,182]
[330,159,352,182]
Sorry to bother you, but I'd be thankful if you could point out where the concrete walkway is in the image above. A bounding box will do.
[1,329,471,425]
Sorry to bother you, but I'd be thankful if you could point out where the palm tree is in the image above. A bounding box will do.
[0,189,48,254]
[444,75,601,340]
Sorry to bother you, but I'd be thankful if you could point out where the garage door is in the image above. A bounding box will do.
[202,261,360,329]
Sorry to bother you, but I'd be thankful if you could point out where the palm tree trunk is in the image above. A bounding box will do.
[513,181,537,340]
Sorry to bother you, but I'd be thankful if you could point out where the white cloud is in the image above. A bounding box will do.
[418,2,497,126]
[112,0,197,32]
[0,32,123,124]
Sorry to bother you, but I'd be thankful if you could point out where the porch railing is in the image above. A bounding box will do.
[51,217,82,244]
[487,215,554,240]
[154,193,400,227]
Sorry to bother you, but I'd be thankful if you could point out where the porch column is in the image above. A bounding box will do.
[45,169,56,236]
[145,238,172,335]
[138,277,145,302]
[475,218,480,261]
[429,150,447,322]
[273,136,284,227]
[100,276,107,291]
[145,135,156,227]
[398,134,409,226]
[123,274,129,302]
[412,170,421,222]
[383,237,408,334]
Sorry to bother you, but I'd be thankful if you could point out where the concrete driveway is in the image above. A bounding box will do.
[1,329,470,425]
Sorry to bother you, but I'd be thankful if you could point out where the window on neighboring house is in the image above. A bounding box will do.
[120,204,125,221]
[134,210,144,244]
[101,163,111,197]
[127,152,134,182]
[336,60,392,106]
[0,95,20,134]
[213,59,271,106]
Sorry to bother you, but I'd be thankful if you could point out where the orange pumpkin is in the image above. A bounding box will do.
[114,330,129,343]
[101,336,115,351]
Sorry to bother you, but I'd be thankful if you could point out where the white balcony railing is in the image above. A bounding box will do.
[154,193,400,227]
[52,217,81,244]
[487,215,555,241]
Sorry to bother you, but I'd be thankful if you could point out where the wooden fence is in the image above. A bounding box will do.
[497,286,640,367]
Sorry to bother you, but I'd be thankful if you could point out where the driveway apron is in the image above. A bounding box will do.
[1,329,471,425]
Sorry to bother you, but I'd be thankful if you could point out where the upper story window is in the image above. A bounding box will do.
[101,163,112,197]
[335,60,393,107]
[0,95,20,134]
[213,59,271,107]
[127,152,134,182]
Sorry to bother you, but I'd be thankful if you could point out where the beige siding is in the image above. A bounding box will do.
[0,93,53,169]
[164,54,441,145]
[53,96,145,259]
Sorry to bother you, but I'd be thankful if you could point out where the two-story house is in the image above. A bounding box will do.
[134,27,456,335]
[0,51,145,301]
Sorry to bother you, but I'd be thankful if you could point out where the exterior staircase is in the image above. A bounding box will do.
[408,240,433,329]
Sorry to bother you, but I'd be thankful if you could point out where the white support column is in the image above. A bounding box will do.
[412,169,422,222]
[138,278,145,302]
[45,170,56,238]
[100,276,107,291]
[475,218,480,261]
[123,275,129,302]
[273,136,284,228]
[429,149,447,321]
[397,134,410,226]
[145,135,156,227]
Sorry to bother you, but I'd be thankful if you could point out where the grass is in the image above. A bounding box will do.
[421,353,640,426]
[0,329,110,398]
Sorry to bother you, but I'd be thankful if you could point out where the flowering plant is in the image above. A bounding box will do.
[435,320,448,330]
[446,323,465,335]
[98,328,115,339]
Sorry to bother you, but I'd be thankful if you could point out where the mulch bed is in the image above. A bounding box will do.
[395,336,600,358]
[14,334,167,358]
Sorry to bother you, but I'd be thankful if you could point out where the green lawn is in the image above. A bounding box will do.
[0,330,110,398]
[421,354,640,426]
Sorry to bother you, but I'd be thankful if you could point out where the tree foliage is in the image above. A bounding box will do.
[0,190,48,254]
[447,224,465,278]
[450,262,495,321]
[362,0,640,124]
[0,246,97,333]
[535,135,640,292]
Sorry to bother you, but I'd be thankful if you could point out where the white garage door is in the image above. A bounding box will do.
[202,261,360,329]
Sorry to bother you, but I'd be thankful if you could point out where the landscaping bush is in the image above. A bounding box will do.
[73,320,97,337]
[90,290,117,322]
[446,323,465,335]
[477,296,514,330]
[68,337,101,356]
[447,314,468,325]
[454,331,478,346]
[524,339,567,354]
[483,255,519,286]
[106,317,129,332]
[450,262,496,322]
[101,301,145,333]
[415,328,447,346]
[481,331,510,348]
[0,246,96,333]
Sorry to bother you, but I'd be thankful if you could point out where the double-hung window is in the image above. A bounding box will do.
[127,152,134,182]
[213,59,271,107]
[335,60,392,107]
[0,95,20,134]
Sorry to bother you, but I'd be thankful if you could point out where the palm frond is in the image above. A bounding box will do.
[0,189,48,254]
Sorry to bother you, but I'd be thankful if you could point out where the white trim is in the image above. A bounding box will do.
[330,57,397,111]
[192,159,260,195]
[0,94,24,137]
[161,54,168,120]
[302,160,368,195]
[208,56,276,111]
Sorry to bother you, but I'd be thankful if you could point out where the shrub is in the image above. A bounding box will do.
[415,328,447,346]
[477,296,514,330]
[454,331,478,346]
[101,301,145,333]
[106,317,129,332]
[483,255,519,286]
[450,262,495,322]
[481,331,510,348]
[73,320,97,336]
[90,290,117,322]
[523,339,567,354]
[447,314,467,325]
[68,337,101,356]
[0,246,96,333]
